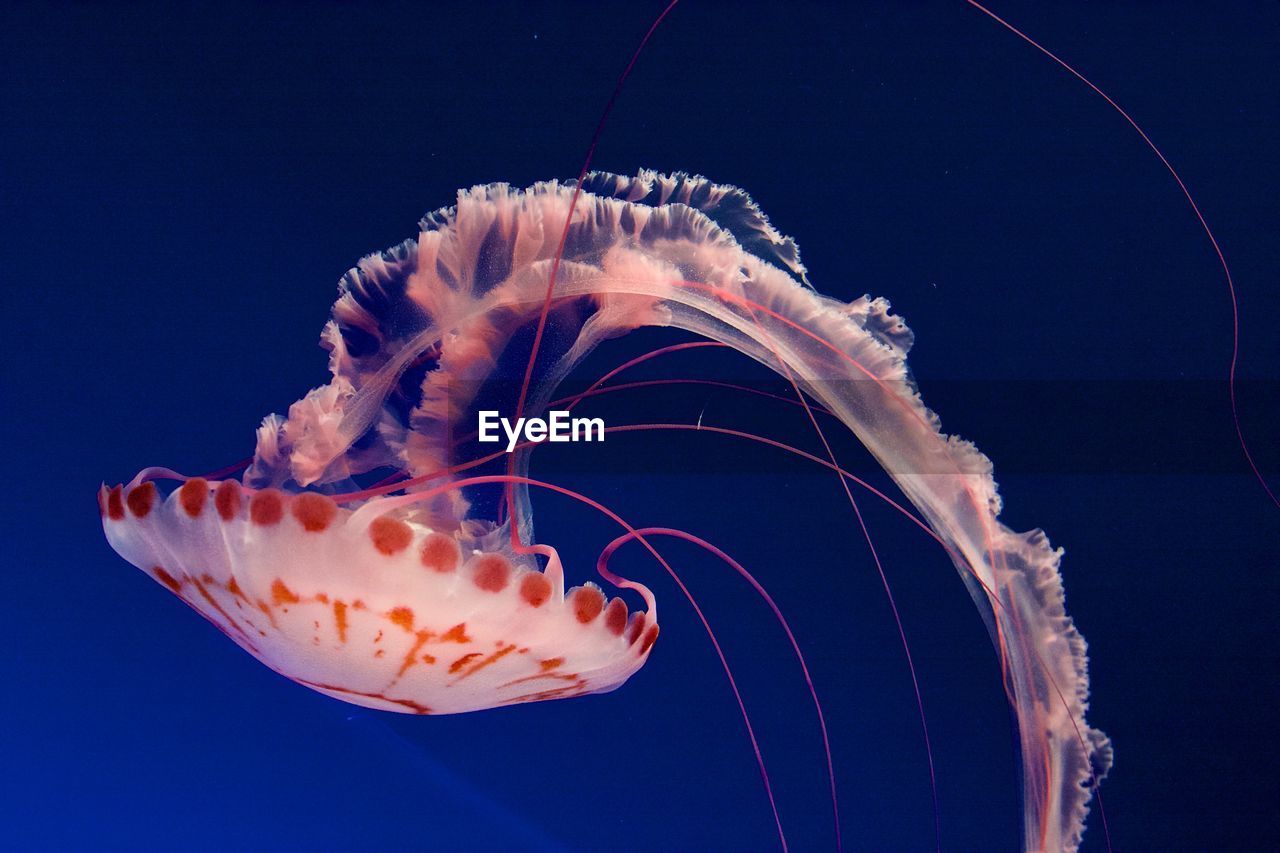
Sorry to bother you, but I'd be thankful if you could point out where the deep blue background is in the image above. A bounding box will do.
[2,2,1276,850]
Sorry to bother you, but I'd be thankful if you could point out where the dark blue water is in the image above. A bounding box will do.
[3,3,1276,850]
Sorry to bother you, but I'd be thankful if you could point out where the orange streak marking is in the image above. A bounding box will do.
[333,600,348,643]
[454,644,517,681]
[503,684,587,705]
[295,678,432,714]
[153,566,181,594]
[191,576,256,648]
[395,632,431,678]
[271,579,300,605]
[448,653,483,674]
[500,672,582,688]
[440,623,470,643]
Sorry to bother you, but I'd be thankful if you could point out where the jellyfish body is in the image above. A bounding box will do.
[100,477,654,714]
[101,170,1108,849]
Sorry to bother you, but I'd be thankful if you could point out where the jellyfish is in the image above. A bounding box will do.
[100,170,1109,850]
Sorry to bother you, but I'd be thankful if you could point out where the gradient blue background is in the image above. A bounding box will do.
[2,2,1276,850]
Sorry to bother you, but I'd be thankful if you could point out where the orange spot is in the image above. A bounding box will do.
[421,653,436,665]
[215,480,241,520]
[153,566,181,593]
[519,573,552,607]
[627,612,647,645]
[540,657,564,672]
[420,532,459,572]
[370,516,413,555]
[388,607,415,630]
[472,554,510,592]
[291,492,336,532]
[571,586,604,624]
[226,577,246,600]
[106,486,125,520]
[440,623,470,643]
[315,592,329,603]
[333,600,348,643]
[179,478,208,517]
[250,489,285,525]
[603,598,628,636]
[126,482,156,518]
[271,578,300,605]
[449,652,483,673]
[639,624,660,655]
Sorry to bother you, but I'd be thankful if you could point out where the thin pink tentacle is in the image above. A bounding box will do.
[560,341,729,410]
[600,527,842,852]
[507,0,683,544]
[455,376,840,457]
[737,300,941,850]
[135,420,954,564]
[556,377,837,419]
[132,417,1102,846]
[200,457,251,481]
[357,471,788,852]
[965,0,1276,519]
[653,278,1116,835]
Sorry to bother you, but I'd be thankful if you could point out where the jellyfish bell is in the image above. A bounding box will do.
[101,170,1108,850]
[98,476,657,715]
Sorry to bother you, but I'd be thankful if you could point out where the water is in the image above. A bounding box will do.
[3,3,1276,849]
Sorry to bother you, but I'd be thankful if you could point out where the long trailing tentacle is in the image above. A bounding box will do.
[967,0,1273,519]
[354,472,788,852]
[599,527,841,851]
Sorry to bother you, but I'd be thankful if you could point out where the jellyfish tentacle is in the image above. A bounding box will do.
[559,377,839,419]
[130,417,1095,761]
[593,422,1113,853]
[599,527,840,851]
[654,274,1107,850]
[738,297,940,851]
[968,0,1274,519]
[358,472,789,852]
[228,170,1106,850]
[559,340,729,410]
[506,0,684,548]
